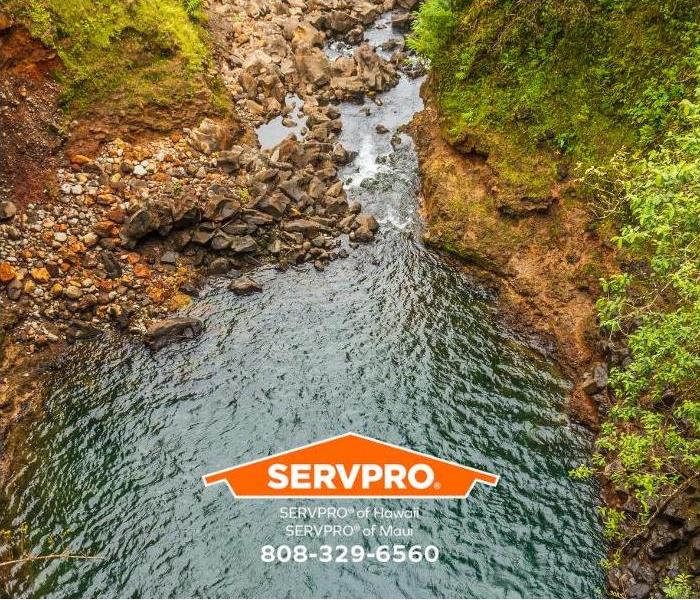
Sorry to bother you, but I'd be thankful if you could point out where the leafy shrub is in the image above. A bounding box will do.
[407,0,457,62]
[587,89,700,515]
[662,573,695,599]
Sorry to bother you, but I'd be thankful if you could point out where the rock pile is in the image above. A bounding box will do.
[1,0,425,349]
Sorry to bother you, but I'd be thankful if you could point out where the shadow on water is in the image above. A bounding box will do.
[0,17,605,600]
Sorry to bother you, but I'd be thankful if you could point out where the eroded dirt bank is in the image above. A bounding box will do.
[411,97,615,428]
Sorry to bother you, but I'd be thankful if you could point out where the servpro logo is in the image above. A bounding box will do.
[202,433,499,499]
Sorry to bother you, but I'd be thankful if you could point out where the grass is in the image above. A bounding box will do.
[2,0,224,116]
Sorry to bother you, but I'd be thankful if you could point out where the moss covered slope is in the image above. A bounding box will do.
[1,0,227,118]
[411,0,700,198]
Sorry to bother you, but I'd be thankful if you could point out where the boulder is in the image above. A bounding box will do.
[295,49,331,86]
[122,207,157,241]
[66,319,103,342]
[228,275,262,295]
[217,146,245,172]
[188,118,236,155]
[229,235,257,254]
[210,231,233,251]
[354,44,399,92]
[391,12,413,31]
[353,225,375,243]
[329,10,357,33]
[582,363,608,395]
[208,257,232,274]
[160,251,178,265]
[0,261,17,282]
[101,251,123,278]
[145,317,204,350]
[6,278,22,300]
[0,200,17,220]
[283,219,327,237]
[356,213,379,231]
[204,196,240,222]
[253,193,288,218]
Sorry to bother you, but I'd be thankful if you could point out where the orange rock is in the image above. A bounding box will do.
[106,208,125,224]
[68,241,86,254]
[97,193,119,206]
[0,262,17,282]
[168,292,192,311]
[126,252,141,265]
[70,153,92,165]
[60,262,71,273]
[147,287,165,303]
[31,267,51,283]
[94,220,116,237]
[133,263,151,278]
[50,283,64,297]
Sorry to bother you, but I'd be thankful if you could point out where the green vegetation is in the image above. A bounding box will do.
[1,0,220,115]
[411,0,700,579]
[663,573,695,599]
[588,95,700,515]
[409,0,700,198]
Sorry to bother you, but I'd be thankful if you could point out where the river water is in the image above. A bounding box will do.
[0,17,604,599]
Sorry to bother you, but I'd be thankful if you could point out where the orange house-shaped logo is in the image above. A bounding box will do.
[202,433,499,499]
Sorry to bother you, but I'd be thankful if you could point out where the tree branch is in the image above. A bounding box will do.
[0,552,104,568]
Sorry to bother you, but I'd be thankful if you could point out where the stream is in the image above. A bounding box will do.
[0,16,605,599]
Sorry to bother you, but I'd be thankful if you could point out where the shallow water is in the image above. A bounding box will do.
[256,94,307,150]
[0,21,605,600]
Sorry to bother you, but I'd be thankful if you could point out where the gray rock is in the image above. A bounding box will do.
[160,250,178,265]
[627,583,650,599]
[192,228,215,245]
[100,250,123,278]
[188,118,233,155]
[6,278,22,300]
[582,363,609,394]
[208,257,232,275]
[210,231,233,251]
[230,235,257,254]
[228,275,262,295]
[145,317,204,350]
[66,319,102,342]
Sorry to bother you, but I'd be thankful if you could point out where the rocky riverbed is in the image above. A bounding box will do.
[0,0,423,357]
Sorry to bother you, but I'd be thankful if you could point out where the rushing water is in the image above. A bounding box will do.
[0,19,605,600]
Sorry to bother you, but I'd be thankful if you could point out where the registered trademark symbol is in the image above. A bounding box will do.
[433,481,442,490]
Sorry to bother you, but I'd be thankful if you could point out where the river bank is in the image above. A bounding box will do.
[0,0,416,449]
[411,86,700,600]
